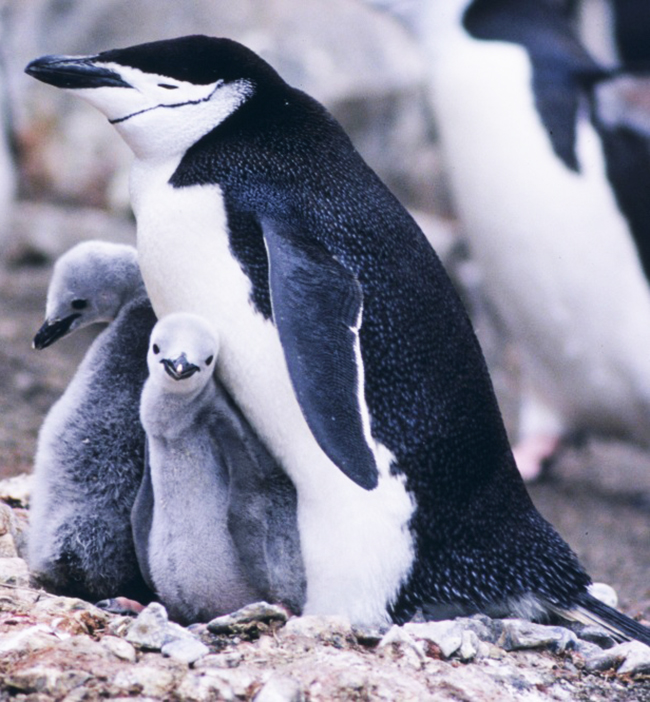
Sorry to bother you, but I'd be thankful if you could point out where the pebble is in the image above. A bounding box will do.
[5,665,91,697]
[100,635,137,663]
[0,556,30,587]
[162,637,210,665]
[0,503,18,557]
[0,623,59,656]
[378,625,426,661]
[254,675,304,702]
[112,665,179,698]
[281,614,353,645]
[208,601,290,635]
[589,582,619,609]
[403,620,463,658]
[498,619,577,653]
[585,640,650,675]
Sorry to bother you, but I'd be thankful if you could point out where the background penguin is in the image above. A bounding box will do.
[24,36,650,641]
[134,312,304,625]
[369,0,650,481]
[29,240,155,603]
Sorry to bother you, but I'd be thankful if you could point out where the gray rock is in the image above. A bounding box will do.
[208,601,290,636]
[254,676,304,702]
[0,473,32,508]
[498,619,578,653]
[162,637,210,665]
[281,614,352,640]
[0,503,18,558]
[0,624,59,656]
[588,582,619,609]
[403,620,463,658]
[378,625,426,662]
[100,635,137,663]
[570,624,617,649]
[0,556,30,587]
[125,602,172,650]
[196,650,245,670]
[112,665,179,698]
[125,602,201,652]
[585,640,650,675]
[4,666,91,697]
[176,668,255,702]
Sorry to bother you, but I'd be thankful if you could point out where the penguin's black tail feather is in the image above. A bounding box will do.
[549,592,650,647]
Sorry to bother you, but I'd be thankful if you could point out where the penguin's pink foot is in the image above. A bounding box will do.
[512,434,561,482]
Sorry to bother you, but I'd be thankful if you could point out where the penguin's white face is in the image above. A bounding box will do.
[74,65,253,159]
[25,40,258,160]
[147,313,219,395]
[34,241,140,350]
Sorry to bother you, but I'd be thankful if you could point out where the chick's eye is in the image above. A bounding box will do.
[71,299,87,310]
[158,83,178,90]
[152,344,160,354]
[205,355,214,366]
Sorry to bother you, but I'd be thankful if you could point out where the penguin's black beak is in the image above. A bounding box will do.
[33,314,82,350]
[25,55,132,90]
[161,354,201,381]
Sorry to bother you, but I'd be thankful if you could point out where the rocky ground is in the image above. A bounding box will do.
[1,202,650,700]
[0,480,650,702]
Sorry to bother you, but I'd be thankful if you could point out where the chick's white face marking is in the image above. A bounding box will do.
[147,314,218,396]
[74,63,253,159]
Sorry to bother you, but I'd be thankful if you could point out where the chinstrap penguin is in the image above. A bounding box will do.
[25,36,650,643]
[369,0,650,481]
[134,312,304,625]
[29,241,156,603]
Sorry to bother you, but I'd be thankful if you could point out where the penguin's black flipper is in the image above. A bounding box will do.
[263,219,379,491]
[551,591,650,646]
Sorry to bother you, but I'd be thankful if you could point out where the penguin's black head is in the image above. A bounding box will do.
[25,36,284,159]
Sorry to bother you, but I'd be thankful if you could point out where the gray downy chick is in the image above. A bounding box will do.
[134,312,304,625]
[29,240,156,603]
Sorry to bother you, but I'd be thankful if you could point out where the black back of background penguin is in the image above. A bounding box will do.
[24,34,650,642]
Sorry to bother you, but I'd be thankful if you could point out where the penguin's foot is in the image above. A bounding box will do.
[512,434,560,482]
[95,596,146,616]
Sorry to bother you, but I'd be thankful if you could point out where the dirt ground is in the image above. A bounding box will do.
[1,217,649,625]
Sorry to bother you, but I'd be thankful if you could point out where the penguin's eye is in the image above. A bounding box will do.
[71,299,87,310]
[152,344,160,354]
[158,83,178,90]
[205,355,214,366]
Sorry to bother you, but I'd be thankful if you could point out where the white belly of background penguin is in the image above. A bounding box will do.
[370,0,650,479]
[29,241,155,603]
[25,36,650,642]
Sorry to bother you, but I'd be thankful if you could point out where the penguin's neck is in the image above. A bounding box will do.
[142,379,215,440]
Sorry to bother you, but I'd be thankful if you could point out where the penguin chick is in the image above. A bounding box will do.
[24,35,650,642]
[135,313,304,625]
[29,241,156,602]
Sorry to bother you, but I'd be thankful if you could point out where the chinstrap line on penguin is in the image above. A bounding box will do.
[25,34,650,643]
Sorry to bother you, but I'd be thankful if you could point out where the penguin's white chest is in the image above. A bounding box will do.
[129,158,415,625]
[426,36,650,437]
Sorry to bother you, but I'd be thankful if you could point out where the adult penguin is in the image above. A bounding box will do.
[370,0,650,480]
[25,37,650,641]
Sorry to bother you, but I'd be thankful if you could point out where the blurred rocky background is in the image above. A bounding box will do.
[0,4,650,696]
